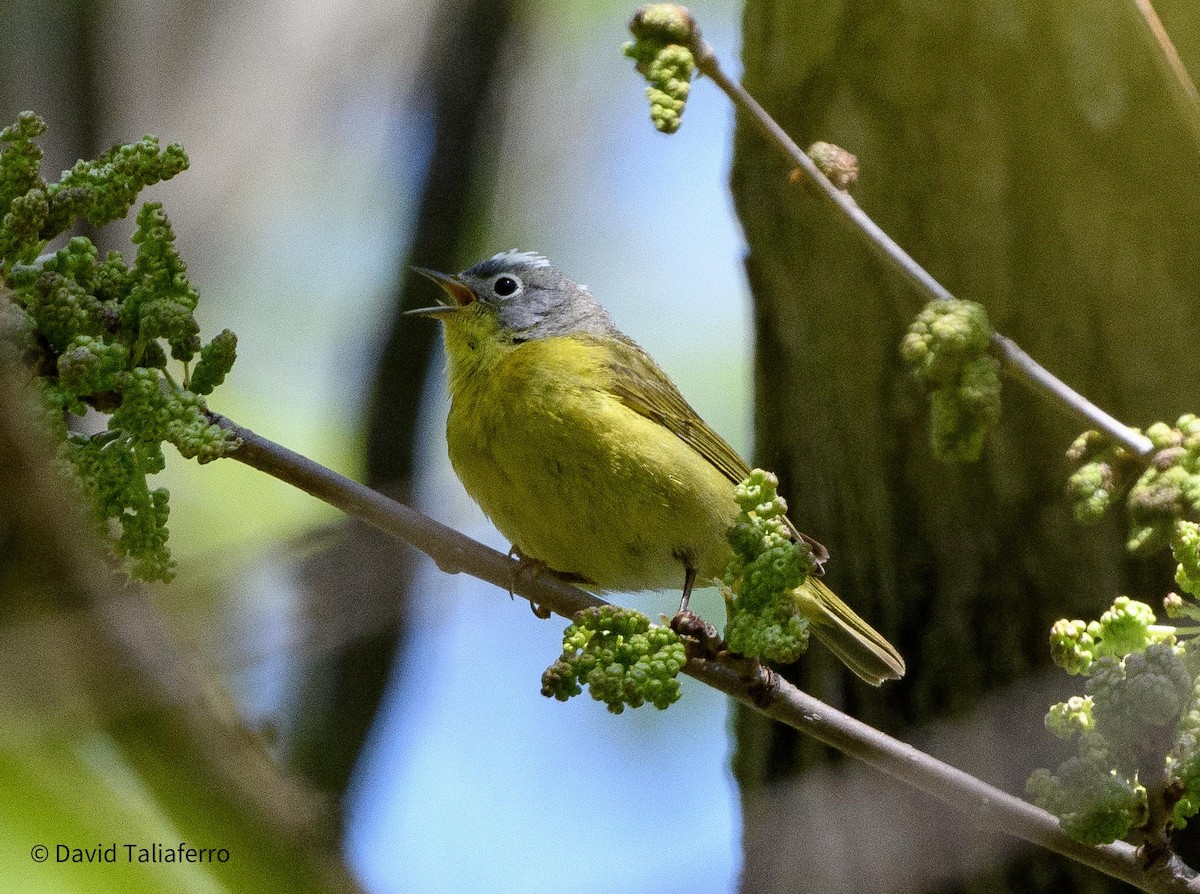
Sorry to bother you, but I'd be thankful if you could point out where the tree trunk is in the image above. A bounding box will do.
[731,2,1200,891]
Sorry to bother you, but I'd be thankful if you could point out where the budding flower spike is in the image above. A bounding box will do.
[624,4,699,134]
[900,298,1001,462]
[0,113,240,581]
[721,469,815,664]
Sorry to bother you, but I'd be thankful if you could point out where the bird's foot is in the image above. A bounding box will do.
[668,610,775,704]
[507,547,553,618]
[669,610,723,659]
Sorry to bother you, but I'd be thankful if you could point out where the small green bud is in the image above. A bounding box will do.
[1096,596,1158,657]
[628,4,694,45]
[1175,521,1200,598]
[806,141,858,190]
[1165,592,1187,618]
[1050,618,1096,675]
[1045,696,1094,739]
[1146,421,1179,450]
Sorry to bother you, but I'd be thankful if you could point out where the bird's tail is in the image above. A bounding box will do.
[795,577,905,686]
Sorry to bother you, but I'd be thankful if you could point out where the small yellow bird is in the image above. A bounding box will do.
[410,250,904,685]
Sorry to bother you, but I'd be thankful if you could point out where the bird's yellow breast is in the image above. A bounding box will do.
[441,312,737,592]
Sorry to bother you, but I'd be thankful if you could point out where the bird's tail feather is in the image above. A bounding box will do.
[796,577,905,686]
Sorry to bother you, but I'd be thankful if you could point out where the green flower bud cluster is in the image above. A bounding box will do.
[1069,418,1200,555]
[1065,430,1136,526]
[541,605,686,714]
[899,299,1000,462]
[1128,417,1200,554]
[1089,646,1193,749]
[1027,737,1147,846]
[0,113,48,264]
[67,430,173,581]
[190,328,238,395]
[1049,596,1175,675]
[721,469,814,664]
[1,112,186,271]
[1175,522,1200,599]
[1,114,239,581]
[624,4,697,134]
[1045,695,1094,738]
[1169,678,1200,827]
[1031,597,1200,843]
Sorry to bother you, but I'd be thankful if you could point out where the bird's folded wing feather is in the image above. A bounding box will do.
[593,335,829,566]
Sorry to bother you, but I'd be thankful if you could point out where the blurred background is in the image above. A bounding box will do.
[8,2,1200,893]
[0,0,753,891]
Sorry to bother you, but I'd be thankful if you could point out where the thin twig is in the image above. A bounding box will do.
[1129,0,1200,149]
[689,37,1155,459]
[215,414,1199,894]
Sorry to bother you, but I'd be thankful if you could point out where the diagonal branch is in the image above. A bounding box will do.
[1129,0,1200,149]
[213,413,1200,894]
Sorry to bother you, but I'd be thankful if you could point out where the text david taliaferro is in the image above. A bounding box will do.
[52,842,230,864]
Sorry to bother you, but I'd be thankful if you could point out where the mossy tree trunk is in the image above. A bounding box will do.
[731,2,1200,891]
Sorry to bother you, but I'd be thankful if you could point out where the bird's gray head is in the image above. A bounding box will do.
[409,250,618,341]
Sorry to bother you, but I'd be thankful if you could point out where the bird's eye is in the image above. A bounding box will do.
[493,275,521,297]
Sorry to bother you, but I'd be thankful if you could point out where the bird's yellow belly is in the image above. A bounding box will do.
[445,345,737,593]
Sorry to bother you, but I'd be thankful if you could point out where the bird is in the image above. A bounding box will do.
[408,250,904,685]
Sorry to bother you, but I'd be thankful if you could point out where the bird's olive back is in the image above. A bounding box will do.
[459,250,620,342]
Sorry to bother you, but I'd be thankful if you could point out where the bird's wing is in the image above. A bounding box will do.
[598,334,752,485]
[594,335,829,566]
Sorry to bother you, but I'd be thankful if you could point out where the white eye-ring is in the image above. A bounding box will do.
[492,274,522,298]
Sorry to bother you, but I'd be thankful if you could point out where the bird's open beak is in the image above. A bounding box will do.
[405,267,477,317]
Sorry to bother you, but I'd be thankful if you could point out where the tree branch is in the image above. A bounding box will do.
[213,414,1200,893]
[1129,0,1200,150]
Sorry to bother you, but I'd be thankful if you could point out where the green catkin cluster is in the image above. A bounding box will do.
[1065,430,1133,525]
[1174,522,1200,601]
[1067,417,1200,555]
[623,4,696,134]
[720,469,815,664]
[541,606,686,714]
[1048,596,1175,676]
[1128,418,1200,554]
[1031,595,1200,842]
[0,112,187,273]
[900,299,1001,462]
[1027,735,1148,846]
[0,113,239,581]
